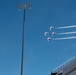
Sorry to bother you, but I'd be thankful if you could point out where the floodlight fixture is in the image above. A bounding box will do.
[17,3,32,9]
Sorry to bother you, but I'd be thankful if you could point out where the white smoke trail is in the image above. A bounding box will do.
[53,36,76,40]
[58,31,76,35]
[56,25,76,29]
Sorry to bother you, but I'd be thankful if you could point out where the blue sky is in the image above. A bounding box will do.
[0,0,76,75]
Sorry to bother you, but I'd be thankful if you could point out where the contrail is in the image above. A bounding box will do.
[53,36,76,40]
[58,31,76,35]
[56,25,76,29]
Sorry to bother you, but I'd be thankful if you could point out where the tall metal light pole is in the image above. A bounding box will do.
[17,3,32,75]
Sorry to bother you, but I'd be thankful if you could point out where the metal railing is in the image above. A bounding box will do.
[51,56,76,73]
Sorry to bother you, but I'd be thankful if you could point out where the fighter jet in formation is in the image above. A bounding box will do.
[46,37,52,41]
[44,32,48,36]
[51,32,56,36]
[49,26,54,30]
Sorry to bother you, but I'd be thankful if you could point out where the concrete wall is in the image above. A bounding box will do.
[67,69,76,75]
[62,60,76,75]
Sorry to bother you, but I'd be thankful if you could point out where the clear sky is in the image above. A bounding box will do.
[0,0,76,75]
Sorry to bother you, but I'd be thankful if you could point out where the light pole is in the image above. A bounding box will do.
[17,3,32,75]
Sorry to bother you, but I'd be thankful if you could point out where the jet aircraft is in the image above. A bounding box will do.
[46,37,51,41]
[49,26,54,30]
[51,32,56,36]
[44,32,48,36]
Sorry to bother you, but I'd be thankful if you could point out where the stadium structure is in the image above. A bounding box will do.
[51,56,76,75]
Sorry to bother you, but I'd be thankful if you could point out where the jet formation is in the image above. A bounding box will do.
[44,26,56,41]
